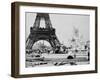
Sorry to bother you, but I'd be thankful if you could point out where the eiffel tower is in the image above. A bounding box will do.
[26,13,61,50]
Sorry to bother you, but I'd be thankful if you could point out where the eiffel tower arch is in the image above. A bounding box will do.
[26,13,60,50]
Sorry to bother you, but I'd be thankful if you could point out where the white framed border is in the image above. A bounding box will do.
[19,5,96,75]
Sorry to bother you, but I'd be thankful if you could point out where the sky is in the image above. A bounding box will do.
[25,12,90,46]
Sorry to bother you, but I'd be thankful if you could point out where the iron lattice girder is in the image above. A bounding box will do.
[26,13,60,50]
[33,13,52,28]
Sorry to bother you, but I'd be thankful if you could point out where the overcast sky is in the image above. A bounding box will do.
[25,12,90,45]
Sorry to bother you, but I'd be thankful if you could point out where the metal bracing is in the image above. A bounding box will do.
[26,13,60,50]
